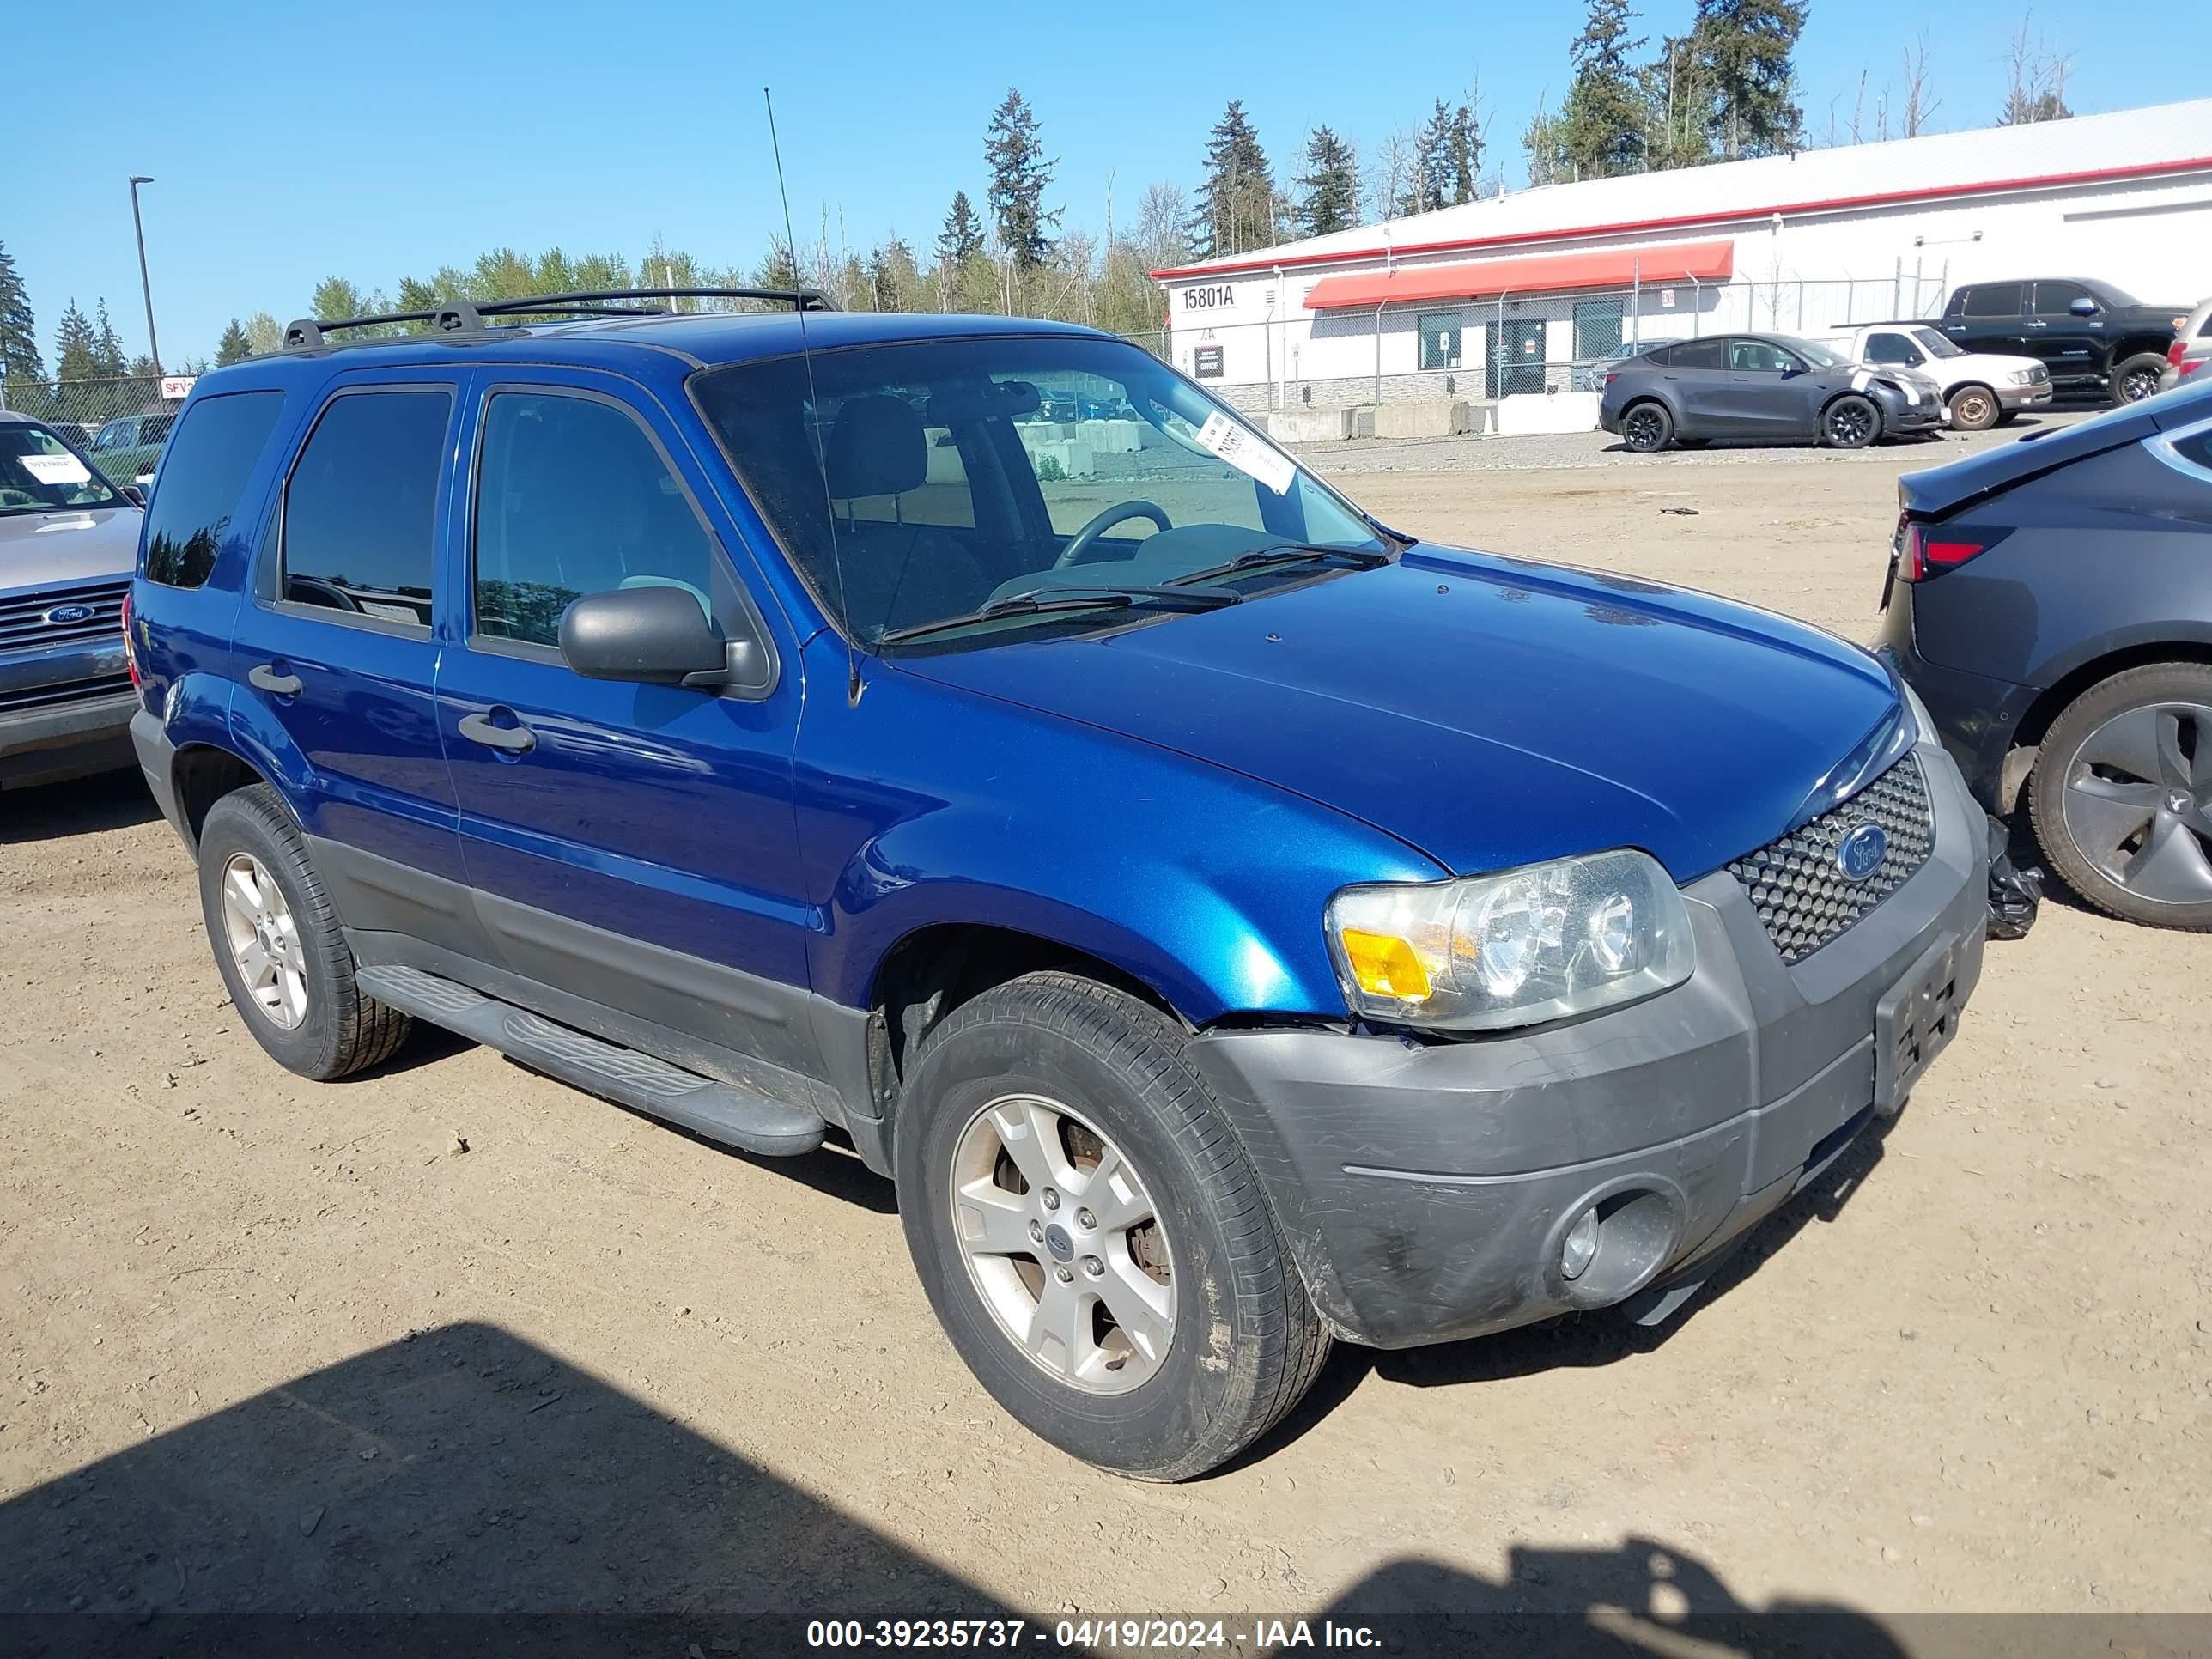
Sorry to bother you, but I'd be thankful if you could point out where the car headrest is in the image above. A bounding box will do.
[824,395,927,501]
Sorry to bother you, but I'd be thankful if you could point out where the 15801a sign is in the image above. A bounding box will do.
[1181,283,1237,310]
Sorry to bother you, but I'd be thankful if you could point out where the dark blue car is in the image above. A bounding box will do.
[127,290,1986,1478]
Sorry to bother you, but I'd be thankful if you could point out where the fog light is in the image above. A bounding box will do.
[1561,1207,1600,1280]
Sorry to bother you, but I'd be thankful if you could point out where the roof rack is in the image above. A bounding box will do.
[280,286,836,352]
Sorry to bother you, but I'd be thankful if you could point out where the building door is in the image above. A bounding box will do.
[1485,319,1547,398]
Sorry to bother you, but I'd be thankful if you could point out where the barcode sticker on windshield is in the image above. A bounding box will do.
[1194,411,1297,496]
[21,453,90,486]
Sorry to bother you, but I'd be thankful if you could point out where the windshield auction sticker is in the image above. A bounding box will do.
[1194,410,1297,496]
[21,453,91,486]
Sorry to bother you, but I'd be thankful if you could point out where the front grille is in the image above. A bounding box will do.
[1727,756,1936,964]
[0,581,130,651]
[0,672,132,714]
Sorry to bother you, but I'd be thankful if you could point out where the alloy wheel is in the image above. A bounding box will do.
[1826,402,1875,446]
[947,1093,1175,1395]
[218,853,309,1029]
[2120,366,2162,403]
[1623,408,1665,451]
[2060,702,2212,905]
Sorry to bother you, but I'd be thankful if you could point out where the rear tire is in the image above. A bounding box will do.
[1821,393,1880,449]
[893,971,1329,1480]
[1620,401,1674,453]
[197,786,413,1079]
[2027,664,2212,931]
[2112,352,2167,404]
[1946,384,2000,431]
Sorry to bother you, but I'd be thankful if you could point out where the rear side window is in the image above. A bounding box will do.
[1964,284,2023,319]
[472,390,721,648]
[282,391,451,627]
[143,391,285,589]
[1668,338,1726,369]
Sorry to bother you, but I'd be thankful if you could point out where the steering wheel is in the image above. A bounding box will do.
[1052,500,1172,569]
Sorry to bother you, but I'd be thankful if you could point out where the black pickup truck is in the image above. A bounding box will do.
[1937,279,2190,404]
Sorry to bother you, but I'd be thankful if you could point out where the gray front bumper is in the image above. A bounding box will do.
[0,690,139,787]
[1190,740,1988,1349]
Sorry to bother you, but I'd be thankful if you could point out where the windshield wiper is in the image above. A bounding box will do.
[874,583,1239,647]
[1166,542,1393,587]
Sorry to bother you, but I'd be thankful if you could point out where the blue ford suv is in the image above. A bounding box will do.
[128,289,1986,1479]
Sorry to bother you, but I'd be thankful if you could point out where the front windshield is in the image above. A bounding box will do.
[0,422,123,517]
[1910,327,1962,359]
[692,334,1388,648]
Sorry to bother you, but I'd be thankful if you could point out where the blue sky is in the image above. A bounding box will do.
[10,0,2203,367]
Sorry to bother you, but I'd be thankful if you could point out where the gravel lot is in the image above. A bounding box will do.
[3,427,2207,1653]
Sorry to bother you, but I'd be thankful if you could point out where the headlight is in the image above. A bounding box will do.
[1326,849,1696,1031]
[1899,678,1937,745]
[2008,369,2035,386]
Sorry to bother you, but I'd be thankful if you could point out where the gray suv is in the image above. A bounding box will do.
[1,411,142,789]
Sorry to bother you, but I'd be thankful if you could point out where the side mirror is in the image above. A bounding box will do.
[559,586,769,693]
[119,484,146,507]
[2069,297,2098,317]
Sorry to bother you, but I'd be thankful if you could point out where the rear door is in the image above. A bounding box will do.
[1657,337,1730,432]
[1944,283,2026,356]
[229,368,483,960]
[431,368,819,1078]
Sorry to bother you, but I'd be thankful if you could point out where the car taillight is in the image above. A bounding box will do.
[2182,360,2205,380]
[121,588,141,690]
[1899,523,1996,581]
[2172,339,2190,367]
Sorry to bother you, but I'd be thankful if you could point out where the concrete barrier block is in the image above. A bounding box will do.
[1496,392,1602,436]
[1267,406,1354,444]
[1370,400,1472,439]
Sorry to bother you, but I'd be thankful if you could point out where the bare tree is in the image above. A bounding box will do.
[2001,11,2072,124]
[1900,35,1941,137]
[1365,130,1415,223]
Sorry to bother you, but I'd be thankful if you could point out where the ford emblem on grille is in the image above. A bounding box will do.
[45,603,97,626]
[1836,822,1888,882]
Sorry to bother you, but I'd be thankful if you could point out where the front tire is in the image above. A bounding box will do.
[1821,393,1880,449]
[2112,352,2167,404]
[197,786,413,1079]
[2027,664,2212,930]
[894,972,1329,1480]
[1620,401,1674,453]
[1946,384,2000,431]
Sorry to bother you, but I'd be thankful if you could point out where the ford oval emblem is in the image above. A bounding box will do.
[1836,822,1888,883]
[45,603,96,626]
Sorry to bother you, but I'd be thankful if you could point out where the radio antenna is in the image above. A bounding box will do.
[763,86,861,704]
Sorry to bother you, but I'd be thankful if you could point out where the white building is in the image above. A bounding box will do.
[1152,99,2212,411]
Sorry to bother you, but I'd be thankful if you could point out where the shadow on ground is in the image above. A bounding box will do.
[0,1321,1929,1658]
[0,769,159,845]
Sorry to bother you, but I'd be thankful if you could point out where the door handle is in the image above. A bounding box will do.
[248,663,302,697]
[459,711,537,754]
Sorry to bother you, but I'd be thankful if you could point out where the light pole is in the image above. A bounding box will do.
[128,175,162,378]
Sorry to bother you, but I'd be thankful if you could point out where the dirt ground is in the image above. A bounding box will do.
[3,434,2209,1652]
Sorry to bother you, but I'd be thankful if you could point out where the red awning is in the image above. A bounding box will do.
[1302,239,1735,310]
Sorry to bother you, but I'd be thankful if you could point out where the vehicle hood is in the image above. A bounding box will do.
[1943,351,2044,380]
[894,546,1903,882]
[0,506,143,595]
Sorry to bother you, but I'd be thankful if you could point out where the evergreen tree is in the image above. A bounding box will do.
[867,239,921,311]
[751,238,801,292]
[983,89,1060,270]
[936,191,986,267]
[1563,0,1649,177]
[1449,105,1482,204]
[1294,126,1361,237]
[1689,0,1807,159]
[0,240,46,392]
[215,319,252,366]
[92,300,127,377]
[1638,34,1717,170]
[244,313,284,359]
[1189,100,1279,259]
[53,301,100,382]
[1409,100,1462,213]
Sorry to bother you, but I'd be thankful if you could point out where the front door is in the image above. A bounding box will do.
[231,371,482,961]
[1715,337,1818,438]
[1485,319,1547,398]
[431,369,818,1078]
[2025,281,2102,383]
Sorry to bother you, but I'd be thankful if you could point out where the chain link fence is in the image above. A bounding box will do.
[1,374,179,437]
